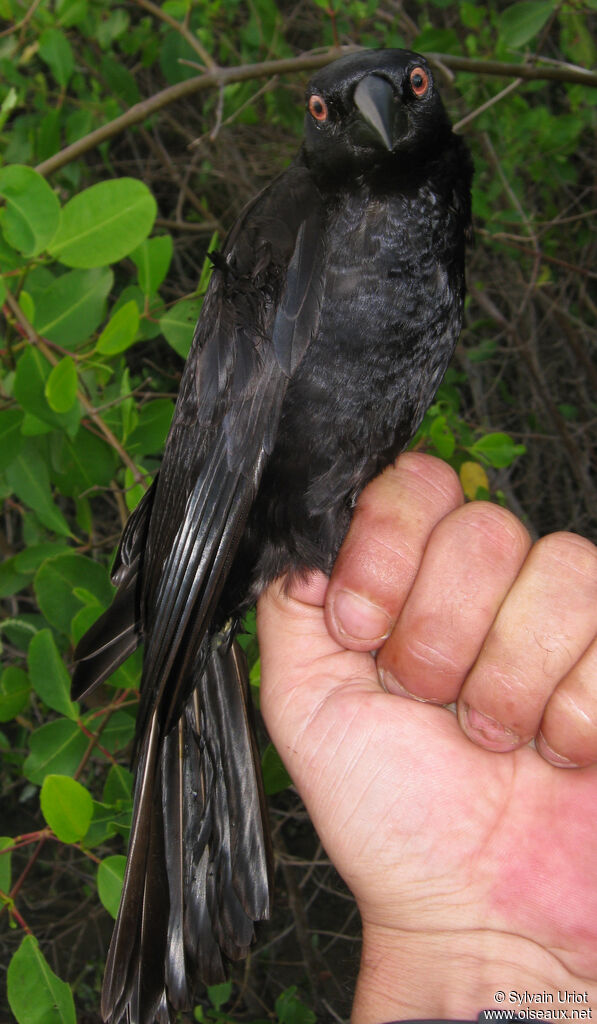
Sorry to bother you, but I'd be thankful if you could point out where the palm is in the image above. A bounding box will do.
[259,588,597,982]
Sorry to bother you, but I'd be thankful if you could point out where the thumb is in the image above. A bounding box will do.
[257,571,380,787]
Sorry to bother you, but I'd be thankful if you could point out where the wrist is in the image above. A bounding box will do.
[352,922,597,1024]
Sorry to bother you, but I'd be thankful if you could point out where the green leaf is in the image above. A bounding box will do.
[14,541,70,573]
[429,415,455,459]
[207,980,232,1011]
[131,235,173,294]
[7,934,76,1024]
[5,443,71,537]
[261,743,292,796]
[28,629,79,720]
[275,986,316,1024]
[13,346,80,434]
[83,798,124,847]
[40,774,93,843]
[33,266,113,347]
[0,165,60,258]
[499,1,554,49]
[36,108,61,164]
[159,29,200,84]
[48,178,157,268]
[97,854,127,918]
[100,710,136,753]
[24,719,87,785]
[0,85,18,133]
[96,299,140,355]
[0,667,30,722]
[160,297,201,359]
[196,232,218,293]
[469,432,526,468]
[38,27,75,86]
[52,427,117,496]
[0,836,12,895]
[45,356,78,413]
[103,763,133,805]
[71,599,105,646]
[100,53,140,105]
[126,398,174,457]
[96,7,130,47]
[108,646,143,691]
[0,558,29,599]
[124,465,149,512]
[84,800,125,847]
[0,616,40,651]
[0,408,24,473]
[55,0,89,30]
[34,551,113,636]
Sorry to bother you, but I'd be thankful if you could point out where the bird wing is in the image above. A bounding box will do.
[136,162,325,737]
[72,162,325,1023]
[73,161,324,715]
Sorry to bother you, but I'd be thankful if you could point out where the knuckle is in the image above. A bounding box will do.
[396,451,463,507]
[534,532,597,589]
[401,630,461,675]
[442,501,530,567]
[359,452,462,518]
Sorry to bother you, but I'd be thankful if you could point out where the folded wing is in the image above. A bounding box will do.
[71,163,325,1024]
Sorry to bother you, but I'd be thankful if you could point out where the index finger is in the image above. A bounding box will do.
[325,452,464,650]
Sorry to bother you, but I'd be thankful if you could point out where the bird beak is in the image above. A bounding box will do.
[353,74,395,151]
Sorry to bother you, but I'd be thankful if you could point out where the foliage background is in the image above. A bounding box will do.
[0,0,595,1021]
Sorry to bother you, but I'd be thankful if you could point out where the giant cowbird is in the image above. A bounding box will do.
[72,48,473,1024]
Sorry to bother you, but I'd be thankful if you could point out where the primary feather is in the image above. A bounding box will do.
[72,48,473,1023]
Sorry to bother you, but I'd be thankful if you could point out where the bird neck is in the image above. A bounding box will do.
[298,130,467,201]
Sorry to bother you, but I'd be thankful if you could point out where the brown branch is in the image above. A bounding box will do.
[35,49,597,178]
[35,52,347,177]
[476,228,597,280]
[426,52,597,86]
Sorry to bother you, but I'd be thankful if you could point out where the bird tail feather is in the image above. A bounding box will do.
[101,638,272,1024]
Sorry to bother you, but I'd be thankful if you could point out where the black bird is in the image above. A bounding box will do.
[72,48,473,1024]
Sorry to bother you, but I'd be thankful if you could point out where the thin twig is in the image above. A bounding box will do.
[453,77,523,133]
[425,51,597,86]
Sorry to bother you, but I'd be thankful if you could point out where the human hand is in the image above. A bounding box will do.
[257,453,597,1023]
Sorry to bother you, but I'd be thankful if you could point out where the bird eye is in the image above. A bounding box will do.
[409,67,430,98]
[308,94,329,122]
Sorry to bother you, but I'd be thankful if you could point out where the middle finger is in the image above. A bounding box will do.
[377,501,530,703]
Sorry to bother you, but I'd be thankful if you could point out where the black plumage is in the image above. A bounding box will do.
[72,48,473,1024]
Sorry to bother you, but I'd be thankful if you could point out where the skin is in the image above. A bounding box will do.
[257,452,597,1023]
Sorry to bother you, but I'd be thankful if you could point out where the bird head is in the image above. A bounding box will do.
[303,49,454,181]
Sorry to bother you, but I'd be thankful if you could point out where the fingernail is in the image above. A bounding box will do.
[536,731,579,768]
[461,704,520,751]
[332,590,392,644]
[378,667,442,703]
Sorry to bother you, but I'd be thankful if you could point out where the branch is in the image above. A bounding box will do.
[427,51,597,86]
[36,49,597,178]
[35,52,347,177]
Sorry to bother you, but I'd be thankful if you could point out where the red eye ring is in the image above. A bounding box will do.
[409,66,429,98]
[308,94,329,122]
